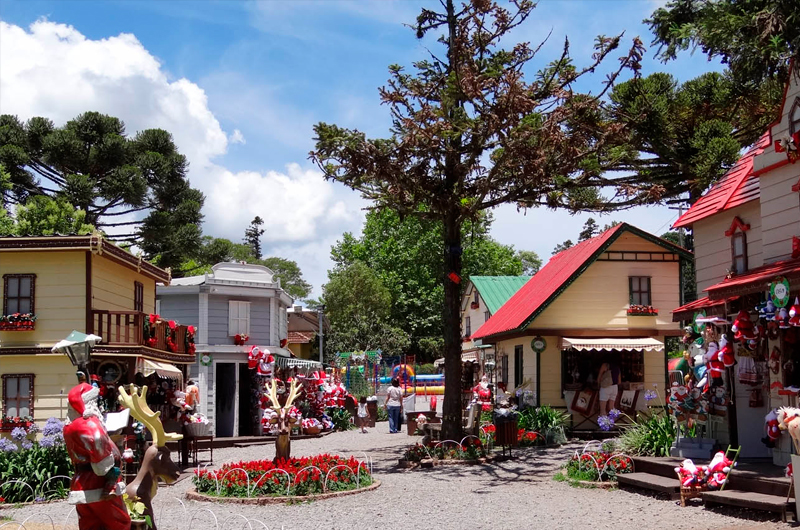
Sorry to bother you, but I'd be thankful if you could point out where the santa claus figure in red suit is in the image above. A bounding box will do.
[472,375,492,411]
[63,383,130,530]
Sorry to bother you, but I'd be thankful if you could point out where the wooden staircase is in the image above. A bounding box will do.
[617,456,795,522]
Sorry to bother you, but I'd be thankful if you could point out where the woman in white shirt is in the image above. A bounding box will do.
[385,378,404,434]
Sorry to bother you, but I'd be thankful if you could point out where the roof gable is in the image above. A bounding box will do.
[472,223,691,340]
[468,276,530,314]
[673,133,769,229]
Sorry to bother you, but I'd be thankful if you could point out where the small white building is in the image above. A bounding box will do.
[157,262,293,437]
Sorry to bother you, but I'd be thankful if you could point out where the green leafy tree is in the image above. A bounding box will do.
[323,261,410,361]
[516,250,542,275]
[578,218,600,241]
[0,165,12,235]
[310,0,645,439]
[244,216,265,259]
[0,112,204,270]
[648,0,799,87]
[260,256,313,300]
[609,71,781,203]
[331,210,522,359]
[1,195,94,236]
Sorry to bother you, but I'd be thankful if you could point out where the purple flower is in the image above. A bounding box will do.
[597,415,615,431]
[608,408,621,420]
[42,417,63,437]
[26,422,39,435]
[21,440,33,450]
[10,427,27,441]
[34,496,45,503]
[644,390,658,401]
[0,438,18,452]
[38,435,56,449]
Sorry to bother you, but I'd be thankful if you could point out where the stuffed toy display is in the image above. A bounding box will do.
[717,335,735,368]
[762,409,782,448]
[676,452,736,492]
[674,459,706,488]
[731,310,755,341]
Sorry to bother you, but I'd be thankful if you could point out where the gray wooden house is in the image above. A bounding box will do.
[157,262,293,437]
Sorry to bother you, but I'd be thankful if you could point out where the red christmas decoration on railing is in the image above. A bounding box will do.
[234,334,249,346]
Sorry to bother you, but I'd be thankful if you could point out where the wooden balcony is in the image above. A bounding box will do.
[90,310,190,355]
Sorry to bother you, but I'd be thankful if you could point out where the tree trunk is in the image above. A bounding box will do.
[441,209,463,441]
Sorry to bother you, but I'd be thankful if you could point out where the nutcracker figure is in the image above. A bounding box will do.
[63,383,131,530]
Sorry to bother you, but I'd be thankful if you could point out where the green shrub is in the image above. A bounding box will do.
[376,406,388,422]
[326,407,355,431]
[617,408,675,457]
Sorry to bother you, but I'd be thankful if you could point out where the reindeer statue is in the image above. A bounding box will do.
[265,378,301,462]
[118,385,183,530]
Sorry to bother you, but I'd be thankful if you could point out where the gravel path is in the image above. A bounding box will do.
[1,427,789,530]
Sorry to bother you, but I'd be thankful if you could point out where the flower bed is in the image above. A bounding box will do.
[403,437,487,465]
[479,424,544,447]
[0,418,72,504]
[192,455,372,499]
[564,449,633,483]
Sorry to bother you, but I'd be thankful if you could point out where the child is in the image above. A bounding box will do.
[357,396,368,433]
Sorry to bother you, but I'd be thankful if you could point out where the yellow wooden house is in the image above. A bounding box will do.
[0,235,195,422]
[472,223,689,430]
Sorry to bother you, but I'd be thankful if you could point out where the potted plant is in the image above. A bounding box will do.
[124,493,151,529]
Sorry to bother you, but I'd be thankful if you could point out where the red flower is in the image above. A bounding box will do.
[168,320,177,330]
[149,314,159,324]
[188,325,195,335]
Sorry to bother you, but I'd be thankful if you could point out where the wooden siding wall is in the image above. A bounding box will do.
[0,250,86,346]
[531,234,680,331]
[206,294,271,345]
[754,74,800,263]
[692,202,763,294]
[0,355,75,421]
[495,337,539,399]
[91,254,155,314]
[156,294,200,334]
[461,283,488,352]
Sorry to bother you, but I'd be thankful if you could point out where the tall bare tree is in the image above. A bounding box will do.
[310,0,645,439]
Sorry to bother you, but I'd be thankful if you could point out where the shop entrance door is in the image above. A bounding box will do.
[734,352,769,458]
[216,363,236,438]
[238,363,253,436]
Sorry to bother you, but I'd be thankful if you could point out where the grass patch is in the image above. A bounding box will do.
[553,472,567,482]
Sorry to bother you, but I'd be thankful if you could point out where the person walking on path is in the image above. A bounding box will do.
[385,378,403,434]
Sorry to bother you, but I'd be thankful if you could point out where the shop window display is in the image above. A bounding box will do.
[561,349,644,393]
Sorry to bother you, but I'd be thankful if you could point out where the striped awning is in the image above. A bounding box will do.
[434,351,479,367]
[275,357,322,370]
[560,337,664,353]
[139,359,183,384]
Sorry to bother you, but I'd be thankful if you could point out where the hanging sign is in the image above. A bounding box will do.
[771,277,791,308]
[200,353,213,366]
[531,336,547,353]
[692,310,706,334]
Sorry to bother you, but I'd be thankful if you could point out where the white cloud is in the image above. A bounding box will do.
[0,19,366,296]
[229,129,246,145]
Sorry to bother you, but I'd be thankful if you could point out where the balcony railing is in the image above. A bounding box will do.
[90,310,190,354]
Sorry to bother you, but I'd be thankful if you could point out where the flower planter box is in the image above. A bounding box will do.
[0,322,35,331]
[627,312,659,317]
[0,421,33,433]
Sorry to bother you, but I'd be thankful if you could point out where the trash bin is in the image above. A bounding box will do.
[366,400,378,428]
[493,410,519,449]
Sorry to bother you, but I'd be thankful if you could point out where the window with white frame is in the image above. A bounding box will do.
[228,300,251,336]
[3,374,33,418]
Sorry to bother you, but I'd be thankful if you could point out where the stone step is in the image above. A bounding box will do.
[702,490,795,522]
[617,472,680,496]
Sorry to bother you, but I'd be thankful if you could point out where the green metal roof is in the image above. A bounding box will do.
[469,276,530,315]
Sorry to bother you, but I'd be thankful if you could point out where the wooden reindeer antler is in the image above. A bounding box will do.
[119,385,183,446]
[284,379,300,409]
[266,379,282,410]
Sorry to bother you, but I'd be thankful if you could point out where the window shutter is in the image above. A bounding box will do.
[228,301,238,336]
[242,301,251,335]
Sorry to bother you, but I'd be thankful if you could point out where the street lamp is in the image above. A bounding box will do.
[483,350,496,406]
[52,331,102,382]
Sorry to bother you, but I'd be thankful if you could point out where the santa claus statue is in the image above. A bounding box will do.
[472,375,492,411]
[63,383,130,530]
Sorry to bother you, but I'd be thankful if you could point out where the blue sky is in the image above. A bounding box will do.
[0,0,722,297]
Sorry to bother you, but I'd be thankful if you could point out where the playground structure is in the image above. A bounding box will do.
[335,353,446,397]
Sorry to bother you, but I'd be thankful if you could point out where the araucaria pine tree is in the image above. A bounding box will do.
[244,216,265,260]
[310,0,647,440]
